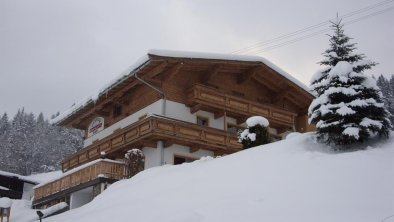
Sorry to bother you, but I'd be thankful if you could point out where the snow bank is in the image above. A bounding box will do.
[42,132,394,222]
[41,202,68,217]
[8,200,67,222]
[10,200,37,222]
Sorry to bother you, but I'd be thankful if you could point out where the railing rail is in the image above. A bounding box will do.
[188,84,297,126]
[34,160,125,201]
[61,115,242,172]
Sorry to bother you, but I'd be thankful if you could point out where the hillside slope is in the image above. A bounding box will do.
[46,132,394,222]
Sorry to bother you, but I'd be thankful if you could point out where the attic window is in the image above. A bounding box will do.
[113,105,122,117]
[196,116,209,127]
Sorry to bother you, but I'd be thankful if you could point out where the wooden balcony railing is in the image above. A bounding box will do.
[187,84,297,126]
[34,160,125,201]
[61,115,242,172]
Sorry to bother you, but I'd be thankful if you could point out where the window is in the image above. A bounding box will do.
[227,123,244,134]
[113,105,122,117]
[196,116,209,127]
[227,123,238,134]
[174,155,197,165]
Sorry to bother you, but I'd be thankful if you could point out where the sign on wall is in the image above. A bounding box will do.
[88,117,105,137]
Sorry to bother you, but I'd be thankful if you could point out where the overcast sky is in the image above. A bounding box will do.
[1,0,393,118]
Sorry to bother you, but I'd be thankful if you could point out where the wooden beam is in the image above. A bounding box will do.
[190,104,202,114]
[201,65,221,83]
[71,123,85,129]
[237,66,263,84]
[161,62,184,81]
[144,78,162,89]
[164,140,174,148]
[214,110,225,119]
[142,140,157,148]
[94,109,110,117]
[190,146,200,153]
[144,61,167,79]
[236,116,247,125]
[120,91,132,105]
[271,88,291,103]
[252,75,278,92]
[214,150,226,157]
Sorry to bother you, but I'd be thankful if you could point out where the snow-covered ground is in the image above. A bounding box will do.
[12,132,394,222]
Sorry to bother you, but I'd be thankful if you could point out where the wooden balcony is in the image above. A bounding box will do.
[187,84,298,127]
[34,160,125,201]
[61,115,242,172]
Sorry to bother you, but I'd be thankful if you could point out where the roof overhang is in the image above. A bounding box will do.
[52,49,313,127]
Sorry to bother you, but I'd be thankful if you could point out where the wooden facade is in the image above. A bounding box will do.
[59,55,314,134]
[35,51,315,207]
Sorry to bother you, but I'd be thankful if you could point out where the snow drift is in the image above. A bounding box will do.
[42,132,394,222]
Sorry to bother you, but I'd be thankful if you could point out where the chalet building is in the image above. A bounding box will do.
[0,170,38,200]
[32,50,315,209]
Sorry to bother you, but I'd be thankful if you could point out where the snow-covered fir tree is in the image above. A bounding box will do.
[239,116,270,149]
[0,109,83,175]
[390,75,394,94]
[308,19,391,147]
[376,74,394,128]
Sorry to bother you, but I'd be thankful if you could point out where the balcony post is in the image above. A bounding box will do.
[157,140,164,165]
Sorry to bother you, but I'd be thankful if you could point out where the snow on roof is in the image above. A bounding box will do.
[24,171,63,184]
[0,197,12,208]
[148,49,311,93]
[0,186,9,191]
[51,49,312,125]
[34,159,124,189]
[0,170,39,184]
[49,55,150,125]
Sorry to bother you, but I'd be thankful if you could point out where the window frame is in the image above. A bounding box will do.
[173,154,198,165]
[196,115,209,127]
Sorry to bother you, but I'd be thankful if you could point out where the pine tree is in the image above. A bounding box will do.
[376,75,394,128]
[0,113,11,170]
[390,75,394,105]
[0,109,83,175]
[308,19,391,147]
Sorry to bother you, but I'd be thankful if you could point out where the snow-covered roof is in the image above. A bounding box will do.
[0,197,12,208]
[24,171,63,184]
[148,49,311,93]
[51,49,312,125]
[0,170,40,184]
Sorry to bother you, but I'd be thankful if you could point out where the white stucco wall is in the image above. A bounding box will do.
[142,147,161,169]
[22,183,35,200]
[70,187,93,209]
[84,100,163,147]
[165,100,238,130]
